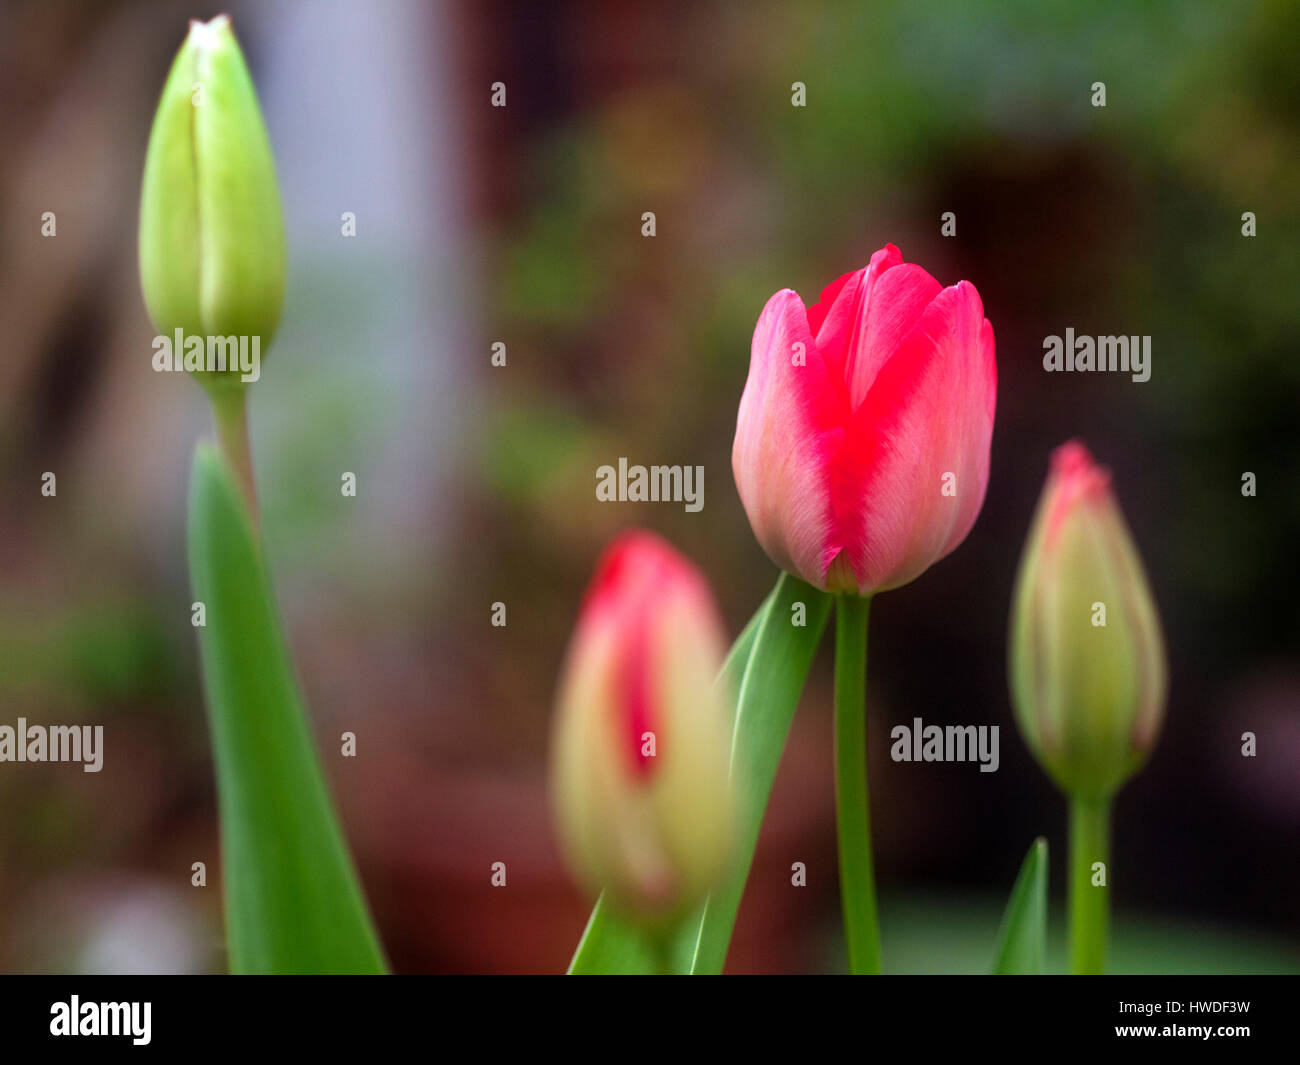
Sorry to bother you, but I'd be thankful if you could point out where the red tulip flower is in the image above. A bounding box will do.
[732,244,997,595]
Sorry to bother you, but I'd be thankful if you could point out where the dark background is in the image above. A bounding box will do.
[0,0,1296,972]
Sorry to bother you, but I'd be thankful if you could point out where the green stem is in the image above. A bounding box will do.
[1069,793,1111,974]
[210,388,259,530]
[833,594,880,974]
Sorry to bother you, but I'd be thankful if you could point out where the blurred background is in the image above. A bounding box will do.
[0,0,1297,973]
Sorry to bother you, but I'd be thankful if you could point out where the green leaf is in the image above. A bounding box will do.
[566,894,661,975]
[991,837,1048,974]
[718,583,776,727]
[188,445,386,973]
[686,574,832,973]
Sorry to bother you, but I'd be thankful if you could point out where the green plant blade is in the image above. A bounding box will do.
[567,584,778,975]
[991,837,1048,974]
[717,583,777,726]
[566,894,661,975]
[188,444,386,973]
[688,573,832,973]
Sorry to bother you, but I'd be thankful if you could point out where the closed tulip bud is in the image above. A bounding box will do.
[1009,441,1168,798]
[732,243,997,596]
[139,15,286,392]
[551,531,734,923]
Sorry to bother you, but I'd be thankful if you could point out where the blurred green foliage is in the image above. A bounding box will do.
[883,894,1300,975]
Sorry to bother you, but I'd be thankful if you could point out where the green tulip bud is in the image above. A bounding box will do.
[139,15,285,393]
[1009,440,1168,798]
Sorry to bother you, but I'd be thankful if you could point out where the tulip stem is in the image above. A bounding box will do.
[1068,793,1111,974]
[833,594,881,974]
[210,389,259,529]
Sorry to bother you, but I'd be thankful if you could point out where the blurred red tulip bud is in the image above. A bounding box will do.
[551,531,734,921]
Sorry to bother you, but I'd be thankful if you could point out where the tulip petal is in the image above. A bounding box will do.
[138,35,204,339]
[807,245,945,411]
[805,268,859,340]
[809,245,900,374]
[192,18,286,343]
[732,288,845,588]
[845,262,944,410]
[838,280,996,592]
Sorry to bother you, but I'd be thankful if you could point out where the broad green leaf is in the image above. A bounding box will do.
[567,894,661,975]
[188,445,386,973]
[687,574,832,973]
[567,584,777,975]
[991,837,1048,974]
[718,584,776,729]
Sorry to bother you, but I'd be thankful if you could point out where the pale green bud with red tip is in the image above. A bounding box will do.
[551,531,735,923]
[139,15,285,393]
[1009,441,1168,798]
